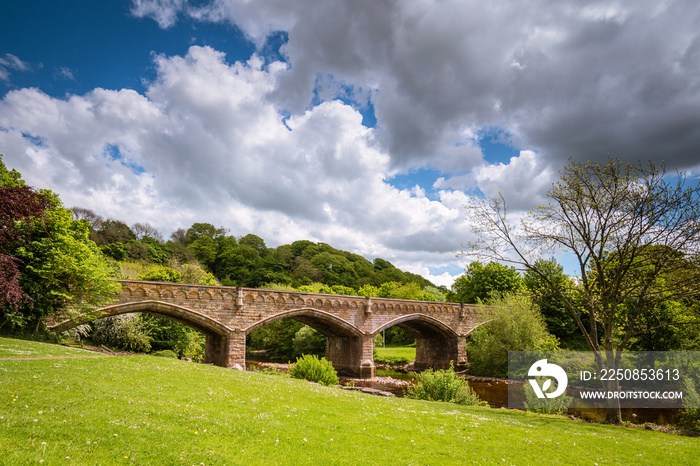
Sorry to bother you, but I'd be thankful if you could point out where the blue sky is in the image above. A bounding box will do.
[2,1,700,286]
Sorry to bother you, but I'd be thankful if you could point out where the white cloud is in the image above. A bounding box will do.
[472,150,555,210]
[0,53,30,82]
[11,0,700,287]
[0,45,476,286]
[132,0,700,175]
[130,0,186,28]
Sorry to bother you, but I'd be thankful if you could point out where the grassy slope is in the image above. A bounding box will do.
[0,338,105,358]
[0,338,697,465]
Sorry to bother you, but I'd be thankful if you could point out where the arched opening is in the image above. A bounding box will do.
[49,301,233,365]
[373,314,466,372]
[244,308,371,377]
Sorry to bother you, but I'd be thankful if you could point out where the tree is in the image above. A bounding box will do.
[93,219,136,245]
[70,207,103,230]
[466,293,558,378]
[449,261,521,303]
[523,258,580,342]
[0,158,51,312]
[467,156,700,423]
[1,155,120,333]
[131,222,163,241]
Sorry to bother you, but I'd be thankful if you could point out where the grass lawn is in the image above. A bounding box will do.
[373,345,415,364]
[1,337,697,465]
[0,337,105,359]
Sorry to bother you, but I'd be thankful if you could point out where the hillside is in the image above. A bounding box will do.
[77,213,440,291]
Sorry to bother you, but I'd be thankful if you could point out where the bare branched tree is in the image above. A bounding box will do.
[132,222,163,242]
[70,206,103,230]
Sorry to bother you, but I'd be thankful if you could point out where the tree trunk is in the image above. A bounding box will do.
[604,350,622,424]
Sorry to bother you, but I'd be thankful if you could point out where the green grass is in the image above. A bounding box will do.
[0,337,104,359]
[1,338,698,465]
[374,345,416,365]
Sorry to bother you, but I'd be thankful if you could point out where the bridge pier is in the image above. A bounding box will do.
[204,331,246,369]
[326,334,375,378]
[413,335,467,372]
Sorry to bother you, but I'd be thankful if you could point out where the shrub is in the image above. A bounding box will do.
[407,362,482,406]
[90,314,151,352]
[523,380,572,414]
[679,378,700,431]
[289,354,339,386]
[152,349,177,359]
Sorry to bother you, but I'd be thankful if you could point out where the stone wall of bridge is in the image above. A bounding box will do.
[49,280,485,378]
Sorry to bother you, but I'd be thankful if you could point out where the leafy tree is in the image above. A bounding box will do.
[449,261,521,304]
[93,219,136,245]
[466,293,558,378]
[185,223,227,244]
[0,159,121,334]
[247,318,304,360]
[523,258,579,342]
[0,158,50,313]
[176,262,219,286]
[292,325,326,357]
[137,266,182,283]
[310,252,359,288]
[8,191,122,332]
[100,242,128,261]
[290,256,323,284]
[466,156,700,422]
[91,314,151,352]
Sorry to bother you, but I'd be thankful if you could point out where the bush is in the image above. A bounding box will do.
[90,314,151,352]
[152,349,177,359]
[407,362,482,406]
[523,380,572,414]
[289,354,339,386]
[679,378,700,431]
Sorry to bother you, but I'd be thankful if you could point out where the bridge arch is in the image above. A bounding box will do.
[373,313,466,372]
[49,300,232,337]
[372,313,459,339]
[244,307,372,377]
[49,301,237,366]
[244,308,363,337]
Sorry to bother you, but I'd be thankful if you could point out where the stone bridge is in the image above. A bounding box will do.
[49,280,486,378]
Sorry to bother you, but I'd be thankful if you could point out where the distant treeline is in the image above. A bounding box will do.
[72,209,442,295]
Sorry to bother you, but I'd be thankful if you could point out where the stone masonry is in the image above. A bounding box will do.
[49,280,486,378]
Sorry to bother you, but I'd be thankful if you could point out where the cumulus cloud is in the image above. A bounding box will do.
[0,45,475,285]
[133,0,700,174]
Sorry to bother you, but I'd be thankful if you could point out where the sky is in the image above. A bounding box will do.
[2,0,700,287]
